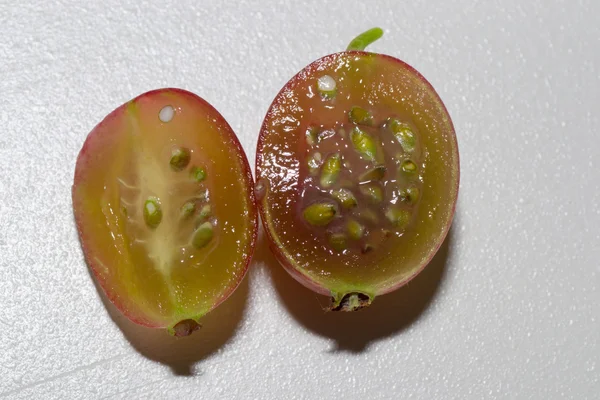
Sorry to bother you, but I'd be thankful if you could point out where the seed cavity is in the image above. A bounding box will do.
[303,202,337,226]
[328,233,347,252]
[360,183,383,203]
[320,153,341,188]
[389,119,417,153]
[143,196,163,228]
[170,147,191,171]
[385,207,411,228]
[350,127,378,162]
[359,165,386,182]
[317,75,337,99]
[180,201,196,219]
[348,106,373,125]
[346,219,364,240]
[332,188,357,209]
[401,160,417,174]
[191,166,207,182]
[159,105,174,123]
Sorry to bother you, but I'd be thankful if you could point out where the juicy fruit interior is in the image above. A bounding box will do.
[73,90,256,331]
[257,53,458,298]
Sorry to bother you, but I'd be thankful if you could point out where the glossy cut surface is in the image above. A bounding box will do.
[73,88,257,334]
[256,52,459,300]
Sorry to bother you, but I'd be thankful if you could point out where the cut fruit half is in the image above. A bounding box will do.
[73,88,258,334]
[255,28,459,310]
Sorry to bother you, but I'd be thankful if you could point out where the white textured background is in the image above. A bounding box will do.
[1,0,599,399]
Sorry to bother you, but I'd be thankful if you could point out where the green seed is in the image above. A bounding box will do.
[359,165,386,182]
[320,154,341,188]
[170,147,191,171]
[192,221,214,249]
[350,127,378,162]
[307,152,322,175]
[305,126,318,146]
[385,207,412,228]
[349,106,373,125]
[303,203,337,226]
[401,160,418,174]
[360,183,383,203]
[180,201,196,219]
[359,209,379,224]
[347,219,365,240]
[191,166,207,182]
[143,197,162,228]
[361,244,375,254]
[328,233,347,252]
[198,204,211,220]
[332,188,358,209]
[389,119,417,153]
[405,187,420,204]
[316,75,337,99]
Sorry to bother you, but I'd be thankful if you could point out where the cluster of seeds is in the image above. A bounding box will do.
[124,106,216,250]
[301,76,423,254]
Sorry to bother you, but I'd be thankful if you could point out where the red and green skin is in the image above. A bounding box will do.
[255,29,459,309]
[73,89,258,335]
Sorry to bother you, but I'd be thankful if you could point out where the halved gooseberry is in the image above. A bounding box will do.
[255,28,459,311]
[73,88,258,335]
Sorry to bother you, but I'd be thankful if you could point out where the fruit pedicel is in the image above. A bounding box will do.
[255,28,459,311]
[73,89,258,336]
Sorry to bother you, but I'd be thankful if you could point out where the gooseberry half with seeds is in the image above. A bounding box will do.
[73,88,258,335]
[255,28,459,311]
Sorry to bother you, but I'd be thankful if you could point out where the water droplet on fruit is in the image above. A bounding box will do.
[159,105,174,122]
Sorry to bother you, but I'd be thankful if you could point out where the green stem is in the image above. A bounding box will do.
[346,27,384,51]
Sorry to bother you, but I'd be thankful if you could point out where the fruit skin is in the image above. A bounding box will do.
[73,88,258,332]
[255,49,459,306]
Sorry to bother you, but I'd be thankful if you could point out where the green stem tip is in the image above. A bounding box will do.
[346,27,384,51]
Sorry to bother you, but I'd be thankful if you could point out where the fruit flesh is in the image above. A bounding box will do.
[256,49,459,302]
[73,89,257,332]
